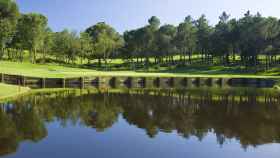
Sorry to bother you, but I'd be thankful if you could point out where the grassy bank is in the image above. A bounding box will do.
[0,61,280,79]
[0,83,30,101]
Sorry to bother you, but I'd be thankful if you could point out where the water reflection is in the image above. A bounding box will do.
[0,88,280,156]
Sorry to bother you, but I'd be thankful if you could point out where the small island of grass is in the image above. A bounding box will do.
[0,83,30,101]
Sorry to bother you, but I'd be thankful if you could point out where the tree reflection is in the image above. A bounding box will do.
[0,108,18,156]
[0,88,280,155]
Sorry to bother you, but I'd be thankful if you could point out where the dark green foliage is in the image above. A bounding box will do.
[1,1,280,71]
[85,22,124,67]
[0,0,19,59]
[11,13,48,63]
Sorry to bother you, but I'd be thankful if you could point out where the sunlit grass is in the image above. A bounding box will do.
[0,83,30,100]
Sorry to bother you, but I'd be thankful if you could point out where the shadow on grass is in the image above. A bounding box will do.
[35,58,279,76]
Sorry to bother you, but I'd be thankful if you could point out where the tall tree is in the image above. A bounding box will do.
[80,32,93,64]
[175,16,197,64]
[52,30,68,62]
[141,16,161,66]
[211,12,232,65]
[260,17,280,68]
[52,30,81,64]
[195,15,213,63]
[227,18,241,64]
[123,30,139,63]
[13,13,48,63]
[0,0,19,59]
[41,27,53,63]
[86,22,123,67]
[156,24,177,64]
[238,11,265,66]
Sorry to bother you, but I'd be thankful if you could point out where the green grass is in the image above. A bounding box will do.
[0,83,30,101]
[0,61,280,79]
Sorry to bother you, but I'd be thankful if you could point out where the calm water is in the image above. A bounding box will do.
[1,88,280,158]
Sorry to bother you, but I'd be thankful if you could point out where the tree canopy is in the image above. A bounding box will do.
[0,0,19,59]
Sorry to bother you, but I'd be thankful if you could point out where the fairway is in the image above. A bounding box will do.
[1,61,280,79]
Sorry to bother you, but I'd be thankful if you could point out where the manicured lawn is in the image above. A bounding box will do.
[0,83,30,100]
[0,61,280,79]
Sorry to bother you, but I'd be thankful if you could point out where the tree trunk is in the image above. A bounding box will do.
[43,49,46,64]
[0,44,5,60]
[98,58,101,67]
[226,54,230,66]
[33,48,37,64]
[29,49,33,63]
[145,57,149,70]
[188,52,192,65]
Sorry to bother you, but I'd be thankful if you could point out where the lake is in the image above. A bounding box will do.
[0,87,280,158]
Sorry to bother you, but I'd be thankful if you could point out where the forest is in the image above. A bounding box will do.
[1,0,280,71]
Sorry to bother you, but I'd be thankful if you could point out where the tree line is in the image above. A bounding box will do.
[1,0,280,70]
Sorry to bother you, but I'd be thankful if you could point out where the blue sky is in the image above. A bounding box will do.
[17,0,280,33]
